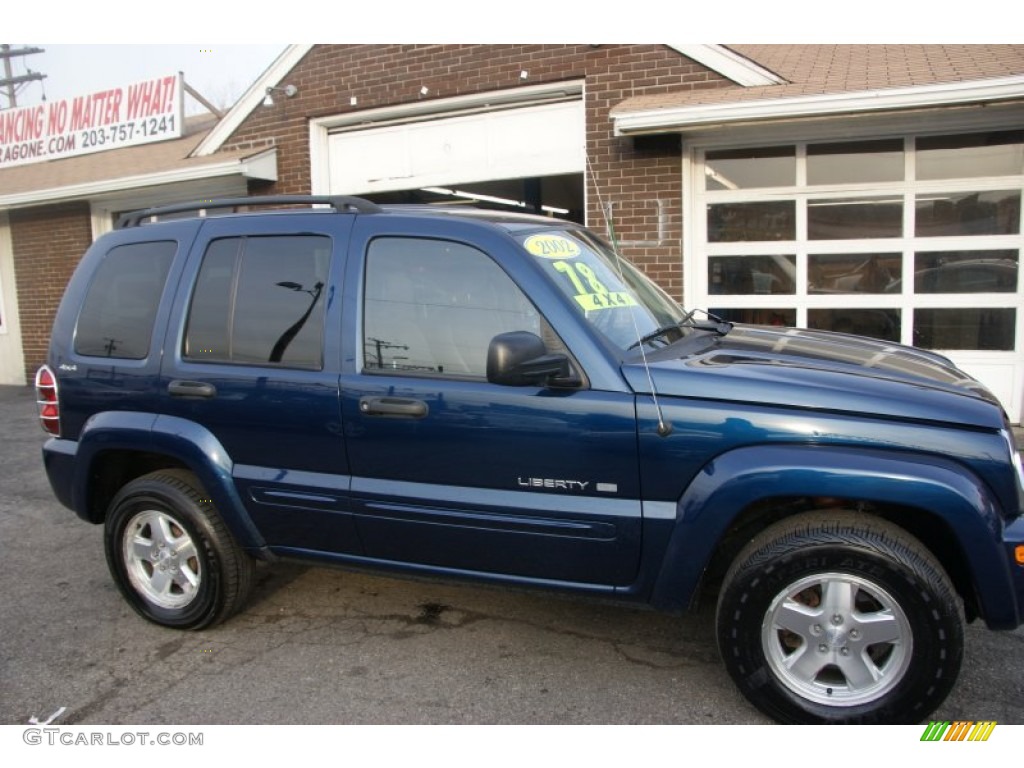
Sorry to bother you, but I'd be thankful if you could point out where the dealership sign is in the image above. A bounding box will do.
[0,73,183,168]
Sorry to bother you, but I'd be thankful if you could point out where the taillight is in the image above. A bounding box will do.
[35,365,60,436]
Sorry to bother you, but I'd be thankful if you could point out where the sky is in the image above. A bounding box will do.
[3,1,1014,117]
[5,45,288,115]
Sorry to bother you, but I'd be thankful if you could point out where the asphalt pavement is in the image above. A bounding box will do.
[1,384,1023,725]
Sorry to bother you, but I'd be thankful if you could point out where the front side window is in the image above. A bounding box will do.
[184,235,331,369]
[75,241,177,359]
[363,238,540,377]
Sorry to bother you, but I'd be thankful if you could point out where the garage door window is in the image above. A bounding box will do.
[917,131,1023,180]
[806,140,904,185]
[915,190,1020,237]
[696,131,1023,351]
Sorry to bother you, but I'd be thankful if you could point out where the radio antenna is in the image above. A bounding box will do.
[585,154,672,437]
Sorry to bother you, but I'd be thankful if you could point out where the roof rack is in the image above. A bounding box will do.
[115,195,383,229]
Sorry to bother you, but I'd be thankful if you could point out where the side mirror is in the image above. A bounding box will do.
[486,331,576,387]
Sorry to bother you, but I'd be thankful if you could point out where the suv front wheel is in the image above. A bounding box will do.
[104,470,254,629]
[716,512,964,724]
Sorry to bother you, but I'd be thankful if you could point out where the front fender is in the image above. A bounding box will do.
[66,411,266,551]
[650,445,1019,629]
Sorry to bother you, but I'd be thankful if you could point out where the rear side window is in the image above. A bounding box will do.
[75,241,177,359]
[184,235,332,369]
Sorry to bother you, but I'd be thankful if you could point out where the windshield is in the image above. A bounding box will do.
[517,228,689,351]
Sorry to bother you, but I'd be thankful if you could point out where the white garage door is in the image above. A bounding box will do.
[688,132,1024,423]
[326,101,584,195]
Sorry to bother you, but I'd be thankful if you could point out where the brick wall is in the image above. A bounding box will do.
[226,44,730,297]
[11,202,92,375]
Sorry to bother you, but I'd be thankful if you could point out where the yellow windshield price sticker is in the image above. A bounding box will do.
[575,292,638,312]
[524,234,581,259]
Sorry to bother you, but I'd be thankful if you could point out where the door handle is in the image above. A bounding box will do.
[358,396,428,419]
[168,380,217,399]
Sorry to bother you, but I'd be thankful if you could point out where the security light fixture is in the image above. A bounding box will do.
[263,84,298,106]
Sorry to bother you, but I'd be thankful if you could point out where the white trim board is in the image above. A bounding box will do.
[0,149,277,210]
[668,45,785,87]
[614,75,1024,136]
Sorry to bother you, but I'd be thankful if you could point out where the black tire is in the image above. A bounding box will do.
[104,469,255,630]
[716,512,964,724]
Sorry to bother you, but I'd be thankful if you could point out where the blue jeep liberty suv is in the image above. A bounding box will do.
[35,196,1024,724]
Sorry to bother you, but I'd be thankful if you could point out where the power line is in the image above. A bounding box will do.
[1,44,47,109]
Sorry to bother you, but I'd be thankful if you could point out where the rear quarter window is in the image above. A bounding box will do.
[74,241,177,359]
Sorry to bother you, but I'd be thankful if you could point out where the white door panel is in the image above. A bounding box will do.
[328,101,584,194]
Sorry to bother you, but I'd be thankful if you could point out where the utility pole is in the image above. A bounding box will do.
[366,338,409,369]
[0,44,46,109]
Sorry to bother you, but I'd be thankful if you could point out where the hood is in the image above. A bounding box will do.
[622,325,1004,429]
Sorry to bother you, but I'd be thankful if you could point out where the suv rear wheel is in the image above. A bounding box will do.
[716,512,963,724]
[104,470,254,629]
